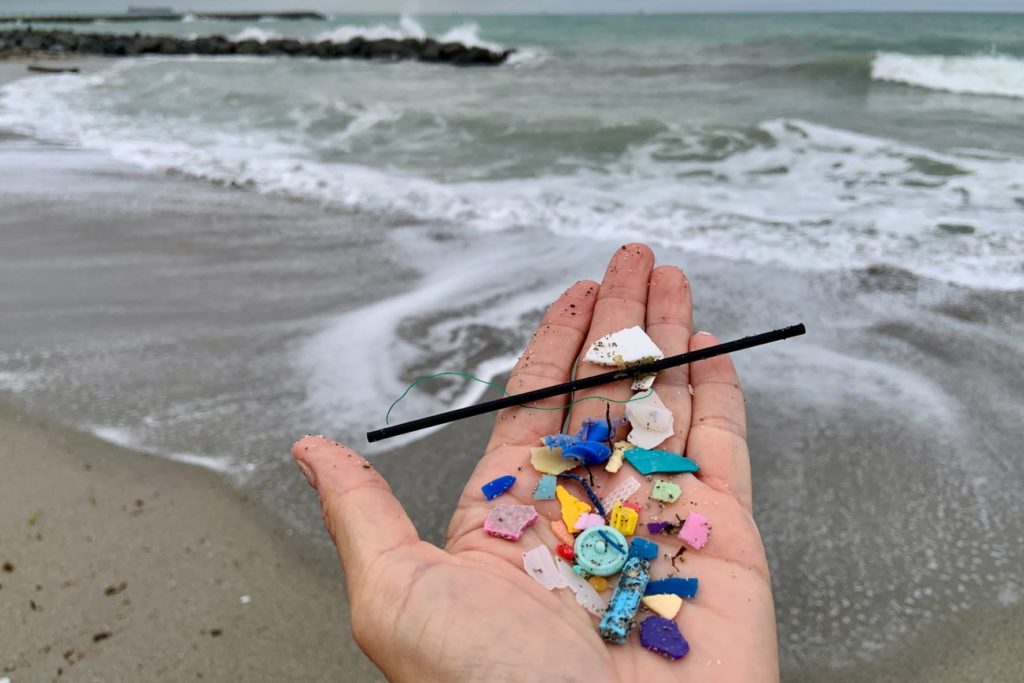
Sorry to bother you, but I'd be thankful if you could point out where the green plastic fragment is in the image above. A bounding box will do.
[650,480,681,503]
[624,448,699,475]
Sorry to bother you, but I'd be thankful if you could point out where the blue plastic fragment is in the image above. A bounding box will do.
[644,577,698,599]
[628,537,659,561]
[598,556,651,644]
[481,475,516,501]
[542,433,580,450]
[624,448,699,475]
[533,474,557,500]
[563,440,612,465]
[639,615,690,660]
[577,417,612,443]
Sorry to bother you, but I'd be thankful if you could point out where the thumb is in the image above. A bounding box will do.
[292,435,420,583]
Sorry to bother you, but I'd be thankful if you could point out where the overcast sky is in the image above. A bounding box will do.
[2,0,1022,13]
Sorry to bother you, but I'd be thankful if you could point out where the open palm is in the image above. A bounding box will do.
[293,243,779,682]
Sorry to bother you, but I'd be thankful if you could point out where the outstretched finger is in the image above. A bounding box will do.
[684,331,753,510]
[644,265,693,455]
[292,435,421,585]
[565,243,655,435]
[484,279,599,453]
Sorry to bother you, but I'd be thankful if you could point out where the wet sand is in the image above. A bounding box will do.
[0,398,382,682]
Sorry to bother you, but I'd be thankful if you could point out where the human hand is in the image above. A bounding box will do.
[292,243,779,682]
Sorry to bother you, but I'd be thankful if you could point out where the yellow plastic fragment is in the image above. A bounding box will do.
[531,446,576,475]
[604,441,632,474]
[588,575,609,592]
[642,593,683,619]
[556,485,592,531]
[609,502,638,536]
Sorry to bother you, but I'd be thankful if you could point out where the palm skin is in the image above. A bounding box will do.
[293,243,779,682]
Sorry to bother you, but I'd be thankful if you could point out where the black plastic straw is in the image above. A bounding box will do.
[366,322,805,443]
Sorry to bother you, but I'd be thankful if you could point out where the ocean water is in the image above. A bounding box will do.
[1,13,1023,674]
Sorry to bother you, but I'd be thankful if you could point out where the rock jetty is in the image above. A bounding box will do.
[0,29,513,66]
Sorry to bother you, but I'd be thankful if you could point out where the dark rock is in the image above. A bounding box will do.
[0,28,511,66]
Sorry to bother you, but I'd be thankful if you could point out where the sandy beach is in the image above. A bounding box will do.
[0,398,382,682]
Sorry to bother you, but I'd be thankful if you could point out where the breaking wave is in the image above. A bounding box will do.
[871,51,1024,98]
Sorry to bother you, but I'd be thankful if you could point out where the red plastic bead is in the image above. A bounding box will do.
[623,501,642,513]
[556,543,575,561]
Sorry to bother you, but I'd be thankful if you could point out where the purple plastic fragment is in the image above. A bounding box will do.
[639,615,690,660]
[646,521,673,535]
[481,475,516,501]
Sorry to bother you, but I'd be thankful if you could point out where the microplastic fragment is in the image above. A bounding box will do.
[483,504,538,541]
[624,390,674,450]
[609,502,638,536]
[628,537,659,561]
[600,475,642,511]
[577,417,612,443]
[584,326,665,367]
[650,479,682,503]
[645,577,698,599]
[557,558,606,616]
[605,441,631,473]
[574,525,629,577]
[574,512,605,531]
[551,520,575,546]
[639,615,690,660]
[588,575,609,592]
[642,593,683,619]
[646,521,673,535]
[631,373,657,391]
[598,556,651,643]
[542,433,580,450]
[625,448,699,476]
[563,440,612,465]
[557,543,575,561]
[622,501,642,513]
[556,485,592,531]
[678,512,710,549]
[481,475,516,501]
[530,446,576,475]
[522,545,568,591]
[533,474,557,500]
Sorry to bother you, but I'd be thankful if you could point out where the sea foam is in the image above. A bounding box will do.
[872,51,1024,99]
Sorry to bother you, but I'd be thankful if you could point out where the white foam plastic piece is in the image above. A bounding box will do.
[522,545,568,591]
[625,389,674,449]
[584,326,664,366]
[601,475,642,511]
[557,558,606,616]
[631,373,657,391]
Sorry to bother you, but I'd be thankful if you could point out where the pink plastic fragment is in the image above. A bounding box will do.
[678,511,710,549]
[484,504,539,541]
[574,512,605,531]
[600,475,642,511]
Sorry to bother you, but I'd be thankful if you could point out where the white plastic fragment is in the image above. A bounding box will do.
[584,326,664,367]
[625,389,674,450]
[557,558,607,616]
[601,475,642,511]
[631,374,657,391]
[239,595,252,605]
[522,545,568,591]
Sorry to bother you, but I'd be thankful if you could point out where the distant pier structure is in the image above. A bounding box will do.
[0,10,327,24]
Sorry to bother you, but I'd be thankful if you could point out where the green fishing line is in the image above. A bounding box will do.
[385,371,653,425]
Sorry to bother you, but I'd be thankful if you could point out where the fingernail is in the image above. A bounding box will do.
[694,330,714,337]
[295,458,317,488]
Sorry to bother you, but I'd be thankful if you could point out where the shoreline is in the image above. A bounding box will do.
[0,396,382,682]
